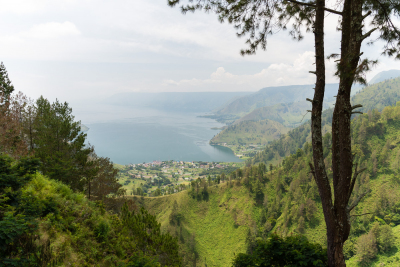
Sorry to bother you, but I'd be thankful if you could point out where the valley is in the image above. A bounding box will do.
[3,0,400,265]
[133,101,400,266]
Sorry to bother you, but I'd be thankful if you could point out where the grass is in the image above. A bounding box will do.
[139,183,255,266]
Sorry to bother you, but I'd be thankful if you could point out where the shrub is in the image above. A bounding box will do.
[356,232,378,265]
[232,234,327,267]
[94,220,110,242]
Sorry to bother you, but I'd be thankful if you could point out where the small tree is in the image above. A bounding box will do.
[0,92,30,158]
[0,62,14,101]
[33,96,92,190]
[356,231,377,265]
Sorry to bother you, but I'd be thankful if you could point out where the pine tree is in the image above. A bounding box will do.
[33,96,92,190]
[0,62,15,101]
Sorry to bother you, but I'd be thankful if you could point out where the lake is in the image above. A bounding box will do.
[74,104,241,165]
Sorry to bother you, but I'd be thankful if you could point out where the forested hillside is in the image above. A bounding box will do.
[0,63,182,266]
[142,102,400,266]
[234,101,314,127]
[251,77,400,166]
[210,119,290,146]
[214,83,338,117]
[0,156,181,266]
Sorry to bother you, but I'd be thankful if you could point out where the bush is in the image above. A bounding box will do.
[232,234,327,267]
[94,220,110,242]
[378,224,395,252]
[356,232,378,265]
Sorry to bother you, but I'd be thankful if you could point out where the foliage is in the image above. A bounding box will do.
[138,101,400,266]
[86,151,125,210]
[0,155,182,266]
[210,119,290,146]
[252,76,400,167]
[0,155,41,265]
[32,96,93,191]
[0,92,32,159]
[120,203,181,266]
[0,62,14,100]
[233,234,327,267]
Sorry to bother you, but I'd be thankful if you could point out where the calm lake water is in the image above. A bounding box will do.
[74,104,241,165]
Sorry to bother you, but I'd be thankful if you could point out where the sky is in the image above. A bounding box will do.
[0,0,399,103]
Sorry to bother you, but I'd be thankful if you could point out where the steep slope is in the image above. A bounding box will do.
[1,158,181,266]
[352,77,400,113]
[142,102,400,267]
[210,119,290,146]
[215,83,338,116]
[138,185,252,266]
[252,76,400,166]
[234,101,314,128]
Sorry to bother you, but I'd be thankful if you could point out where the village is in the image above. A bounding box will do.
[115,160,241,197]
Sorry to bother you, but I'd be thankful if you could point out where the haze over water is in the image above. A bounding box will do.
[73,103,241,165]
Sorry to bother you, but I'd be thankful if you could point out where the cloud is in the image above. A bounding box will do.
[0,0,49,14]
[162,51,338,92]
[26,22,81,39]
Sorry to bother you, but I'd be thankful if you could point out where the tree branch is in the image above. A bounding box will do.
[284,0,343,15]
[362,11,372,21]
[347,188,371,212]
[347,164,367,203]
[361,28,378,41]
[351,212,373,217]
[351,104,363,110]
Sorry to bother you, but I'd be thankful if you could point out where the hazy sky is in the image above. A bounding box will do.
[1,0,399,103]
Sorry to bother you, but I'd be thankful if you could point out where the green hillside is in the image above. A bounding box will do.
[141,102,400,266]
[252,77,400,166]
[234,101,313,128]
[0,156,181,266]
[210,119,290,146]
[214,83,338,117]
[352,77,400,113]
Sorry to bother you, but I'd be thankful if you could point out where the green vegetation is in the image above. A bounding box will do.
[233,234,327,267]
[137,102,400,266]
[211,119,289,146]
[234,101,314,128]
[252,76,400,167]
[213,84,338,118]
[0,62,14,99]
[33,96,93,191]
[116,161,239,197]
[0,64,182,266]
[0,155,181,266]
[352,77,400,114]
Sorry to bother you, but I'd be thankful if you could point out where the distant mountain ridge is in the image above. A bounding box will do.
[368,69,400,85]
[214,83,339,116]
[252,74,400,166]
[107,92,250,113]
[234,101,329,128]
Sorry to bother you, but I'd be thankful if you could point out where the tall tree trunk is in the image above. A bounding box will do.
[311,0,364,265]
[310,0,339,265]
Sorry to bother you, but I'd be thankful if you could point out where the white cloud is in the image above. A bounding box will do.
[0,0,49,14]
[162,51,338,92]
[26,22,81,39]
[0,0,396,102]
